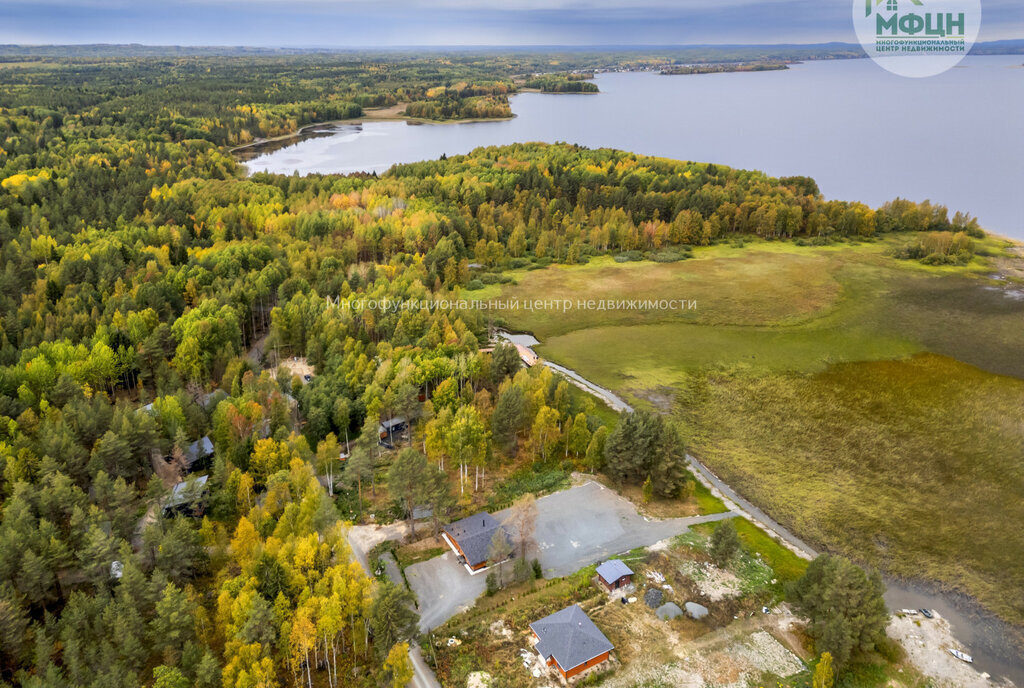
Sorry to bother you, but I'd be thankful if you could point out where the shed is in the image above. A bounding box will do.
[530,604,613,680]
[596,559,634,591]
[378,417,408,442]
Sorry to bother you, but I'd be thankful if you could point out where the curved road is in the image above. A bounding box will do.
[685,455,818,560]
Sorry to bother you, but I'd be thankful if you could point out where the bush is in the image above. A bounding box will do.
[513,557,531,584]
[875,636,904,663]
[485,572,499,596]
[465,279,484,291]
[488,467,569,508]
[650,250,687,263]
[532,559,543,579]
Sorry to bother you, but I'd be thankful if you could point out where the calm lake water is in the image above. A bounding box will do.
[243,55,1024,241]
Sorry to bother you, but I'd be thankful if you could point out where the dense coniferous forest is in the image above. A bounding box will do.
[0,53,987,687]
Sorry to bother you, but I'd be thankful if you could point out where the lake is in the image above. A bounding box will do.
[242,55,1024,241]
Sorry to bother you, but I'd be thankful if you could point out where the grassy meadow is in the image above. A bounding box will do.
[487,234,1024,625]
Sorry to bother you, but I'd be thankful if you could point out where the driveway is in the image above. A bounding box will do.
[406,550,488,632]
[406,481,736,631]
[347,521,411,573]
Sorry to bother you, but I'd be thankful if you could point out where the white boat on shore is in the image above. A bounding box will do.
[949,648,973,663]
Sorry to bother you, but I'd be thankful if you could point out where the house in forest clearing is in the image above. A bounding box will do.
[183,436,214,473]
[162,475,209,518]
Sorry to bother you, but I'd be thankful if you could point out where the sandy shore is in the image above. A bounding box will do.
[889,612,1016,687]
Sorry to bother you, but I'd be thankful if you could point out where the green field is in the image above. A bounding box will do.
[491,235,1024,625]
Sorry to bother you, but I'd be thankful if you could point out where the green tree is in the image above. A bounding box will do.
[531,405,559,460]
[421,464,455,536]
[584,426,608,471]
[604,410,687,497]
[150,583,194,664]
[487,529,513,586]
[316,433,340,496]
[787,554,889,670]
[491,343,521,383]
[709,519,741,567]
[345,418,378,510]
[369,582,419,661]
[387,448,428,538]
[445,405,487,494]
[566,412,591,458]
[491,385,526,452]
[153,665,190,688]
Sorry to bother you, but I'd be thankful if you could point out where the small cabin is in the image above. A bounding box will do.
[378,417,408,442]
[596,559,634,591]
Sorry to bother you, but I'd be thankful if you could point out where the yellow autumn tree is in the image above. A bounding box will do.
[384,642,413,688]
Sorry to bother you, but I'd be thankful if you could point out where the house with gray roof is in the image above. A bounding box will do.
[162,475,209,518]
[596,559,634,591]
[441,511,511,573]
[530,604,614,680]
[184,436,214,472]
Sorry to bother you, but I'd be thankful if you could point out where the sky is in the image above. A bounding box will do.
[0,0,1021,47]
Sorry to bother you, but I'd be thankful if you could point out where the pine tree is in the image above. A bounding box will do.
[709,519,741,567]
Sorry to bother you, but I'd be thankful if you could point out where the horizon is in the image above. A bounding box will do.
[2,0,1022,47]
[1,38,1022,52]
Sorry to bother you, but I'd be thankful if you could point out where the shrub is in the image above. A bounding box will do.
[485,572,499,596]
[465,279,484,291]
[532,559,543,579]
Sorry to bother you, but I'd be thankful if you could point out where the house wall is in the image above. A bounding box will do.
[560,651,610,679]
[598,573,632,590]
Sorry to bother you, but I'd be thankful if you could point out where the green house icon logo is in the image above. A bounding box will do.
[865,0,923,16]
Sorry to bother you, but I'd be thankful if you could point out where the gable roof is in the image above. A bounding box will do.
[185,436,214,466]
[165,475,209,508]
[443,512,510,568]
[596,559,634,583]
[530,604,613,671]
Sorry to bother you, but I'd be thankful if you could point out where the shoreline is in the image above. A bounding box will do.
[232,110,520,155]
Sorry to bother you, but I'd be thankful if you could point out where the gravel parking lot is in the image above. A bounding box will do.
[406,481,735,631]
[518,481,734,578]
[406,551,488,631]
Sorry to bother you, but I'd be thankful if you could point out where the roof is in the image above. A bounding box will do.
[443,512,510,568]
[379,417,408,431]
[165,475,209,508]
[596,559,634,583]
[185,436,214,465]
[530,604,613,671]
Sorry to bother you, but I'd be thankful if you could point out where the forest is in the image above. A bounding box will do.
[0,53,990,688]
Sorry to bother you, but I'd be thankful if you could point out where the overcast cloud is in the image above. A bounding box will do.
[0,0,1020,46]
